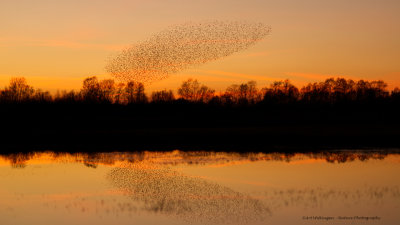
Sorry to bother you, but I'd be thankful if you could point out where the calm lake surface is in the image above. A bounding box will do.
[1,150,399,225]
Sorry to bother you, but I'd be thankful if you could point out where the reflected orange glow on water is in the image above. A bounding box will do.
[0,150,397,168]
[0,150,399,225]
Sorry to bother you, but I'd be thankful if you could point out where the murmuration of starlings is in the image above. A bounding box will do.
[106,21,271,84]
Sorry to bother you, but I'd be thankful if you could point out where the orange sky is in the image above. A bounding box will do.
[1,0,400,93]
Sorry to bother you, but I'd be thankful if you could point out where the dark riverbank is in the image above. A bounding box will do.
[1,102,399,153]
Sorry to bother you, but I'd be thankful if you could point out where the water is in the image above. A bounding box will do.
[1,151,399,225]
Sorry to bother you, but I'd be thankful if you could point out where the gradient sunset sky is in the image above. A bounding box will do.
[1,0,399,93]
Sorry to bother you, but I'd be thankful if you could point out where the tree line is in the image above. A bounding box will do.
[0,76,399,106]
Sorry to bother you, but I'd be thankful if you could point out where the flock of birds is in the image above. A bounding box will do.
[106,21,271,84]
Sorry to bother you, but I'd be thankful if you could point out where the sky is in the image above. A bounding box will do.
[1,0,400,93]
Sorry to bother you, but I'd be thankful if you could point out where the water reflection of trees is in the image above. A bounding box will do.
[6,152,35,168]
[0,150,398,168]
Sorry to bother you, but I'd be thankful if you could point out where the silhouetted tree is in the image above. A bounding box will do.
[224,84,240,104]
[0,75,397,108]
[300,82,331,104]
[332,78,355,101]
[392,87,400,96]
[224,81,261,105]
[355,79,371,102]
[392,87,400,103]
[125,81,148,104]
[1,77,35,103]
[98,79,115,103]
[208,95,223,106]
[299,78,389,104]
[178,78,215,102]
[263,79,299,104]
[151,90,175,102]
[354,79,388,102]
[54,90,82,104]
[370,80,388,99]
[197,85,215,102]
[33,89,52,103]
[114,83,126,104]
[81,76,100,103]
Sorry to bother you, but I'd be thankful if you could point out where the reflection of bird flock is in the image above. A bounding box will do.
[108,162,269,224]
[106,21,271,84]
[107,162,400,224]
